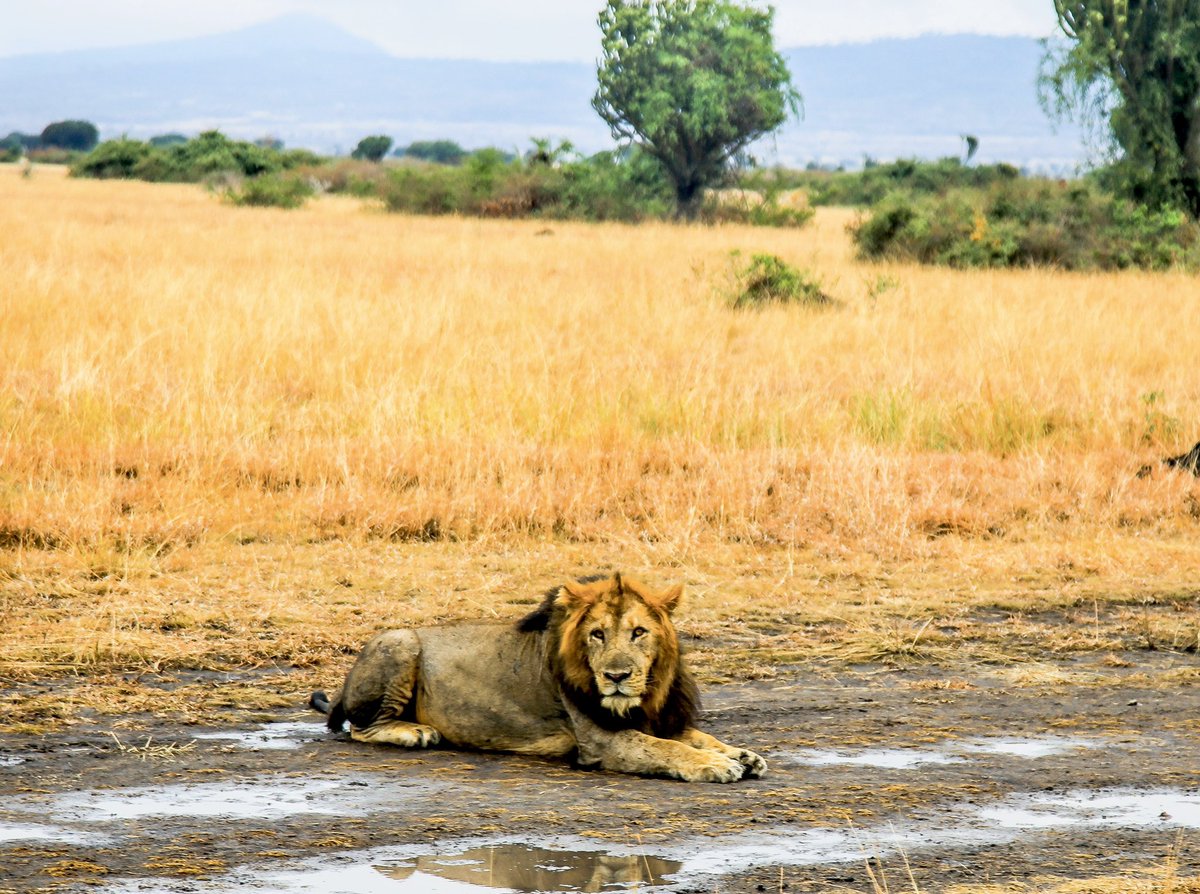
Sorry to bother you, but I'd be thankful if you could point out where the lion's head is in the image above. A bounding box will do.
[517,573,697,736]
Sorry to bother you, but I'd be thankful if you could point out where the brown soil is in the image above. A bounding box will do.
[3,649,1199,894]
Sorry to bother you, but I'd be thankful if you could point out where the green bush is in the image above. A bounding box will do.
[72,131,288,183]
[745,157,1023,208]
[70,138,154,178]
[398,140,468,165]
[726,252,833,308]
[376,145,677,222]
[222,173,315,209]
[851,180,1200,270]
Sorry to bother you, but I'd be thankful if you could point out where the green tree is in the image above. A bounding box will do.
[148,133,189,148]
[399,139,467,165]
[592,0,800,218]
[40,120,99,152]
[1042,0,1200,217]
[352,134,394,162]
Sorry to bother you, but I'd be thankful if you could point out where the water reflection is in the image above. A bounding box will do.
[375,844,681,892]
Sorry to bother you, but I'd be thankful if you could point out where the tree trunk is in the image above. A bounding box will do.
[674,179,704,221]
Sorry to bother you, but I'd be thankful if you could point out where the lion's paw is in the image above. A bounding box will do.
[411,725,442,748]
[736,749,768,778]
[677,751,745,784]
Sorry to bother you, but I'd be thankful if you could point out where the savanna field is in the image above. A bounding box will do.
[1,160,1198,720]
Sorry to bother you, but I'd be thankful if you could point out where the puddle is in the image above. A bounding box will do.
[791,747,965,769]
[981,790,1200,831]
[192,721,324,751]
[373,844,682,892]
[14,774,445,824]
[786,735,1098,770]
[88,789,1200,894]
[0,755,25,767]
[0,822,110,845]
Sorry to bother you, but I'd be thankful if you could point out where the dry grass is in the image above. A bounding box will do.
[1,163,1198,722]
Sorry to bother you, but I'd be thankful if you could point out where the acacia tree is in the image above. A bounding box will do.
[593,0,799,219]
[1043,0,1200,216]
[351,135,394,162]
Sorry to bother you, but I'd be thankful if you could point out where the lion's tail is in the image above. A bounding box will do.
[308,690,347,733]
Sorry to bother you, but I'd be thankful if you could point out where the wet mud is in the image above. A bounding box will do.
[3,651,1199,893]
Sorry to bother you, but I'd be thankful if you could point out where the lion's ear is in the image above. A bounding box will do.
[656,583,684,614]
[556,579,598,608]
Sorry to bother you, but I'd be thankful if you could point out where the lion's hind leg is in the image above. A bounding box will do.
[339,630,442,748]
[679,728,768,778]
[351,719,441,748]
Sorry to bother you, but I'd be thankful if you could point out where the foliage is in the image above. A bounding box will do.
[222,172,316,209]
[148,133,189,148]
[1041,0,1200,217]
[593,0,800,218]
[2,131,41,152]
[398,140,468,165]
[72,131,299,182]
[378,143,676,221]
[725,251,833,308]
[851,179,1200,270]
[69,138,154,179]
[351,135,394,162]
[40,120,99,152]
[743,157,1023,207]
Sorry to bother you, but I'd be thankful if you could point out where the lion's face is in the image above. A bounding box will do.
[555,574,683,718]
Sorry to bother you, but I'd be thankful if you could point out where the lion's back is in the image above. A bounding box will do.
[410,624,575,754]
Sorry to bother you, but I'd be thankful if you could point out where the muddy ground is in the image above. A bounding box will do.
[3,650,1199,894]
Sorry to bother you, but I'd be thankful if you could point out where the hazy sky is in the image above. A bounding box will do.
[2,1,1061,61]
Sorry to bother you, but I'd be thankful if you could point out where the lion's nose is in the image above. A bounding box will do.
[604,671,631,685]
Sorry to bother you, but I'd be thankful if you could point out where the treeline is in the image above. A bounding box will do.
[18,126,1200,269]
[1,119,99,163]
[66,130,811,226]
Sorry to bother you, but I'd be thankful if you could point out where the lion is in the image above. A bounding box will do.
[309,573,767,783]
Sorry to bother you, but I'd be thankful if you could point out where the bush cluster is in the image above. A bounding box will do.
[71,132,319,183]
[851,179,1200,270]
[379,147,677,222]
[746,157,1023,207]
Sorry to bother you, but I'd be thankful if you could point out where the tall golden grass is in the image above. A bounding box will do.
[2,164,1197,558]
[0,161,1196,720]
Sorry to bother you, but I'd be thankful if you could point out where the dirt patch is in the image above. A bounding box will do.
[3,651,1200,893]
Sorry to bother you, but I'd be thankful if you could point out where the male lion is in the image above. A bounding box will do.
[309,573,767,783]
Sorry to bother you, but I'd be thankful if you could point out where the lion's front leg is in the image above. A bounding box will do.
[678,728,768,778]
[578,728,746,783]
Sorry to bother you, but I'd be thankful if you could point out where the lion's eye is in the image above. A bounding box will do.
[589,629,605,642]
[631,627,647,640]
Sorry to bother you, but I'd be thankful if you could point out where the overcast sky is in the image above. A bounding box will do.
[2,1,1061,61]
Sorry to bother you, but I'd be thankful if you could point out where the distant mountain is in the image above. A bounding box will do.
[0,15,1084,170]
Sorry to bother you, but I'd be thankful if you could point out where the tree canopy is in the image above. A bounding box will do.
[1043,0,1200,217]
[352,135,394,162]
[40,120,99,152]
[592,0,799,218]
[399,140,468,165]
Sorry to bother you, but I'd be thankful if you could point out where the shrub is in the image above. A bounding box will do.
[726,252,833,308]
[850,180,1200,271]
[71,138,155,179]
[745,157,1024,207]
[701,187,813,228]
[222,173,315,209]
[398,140,467,165]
